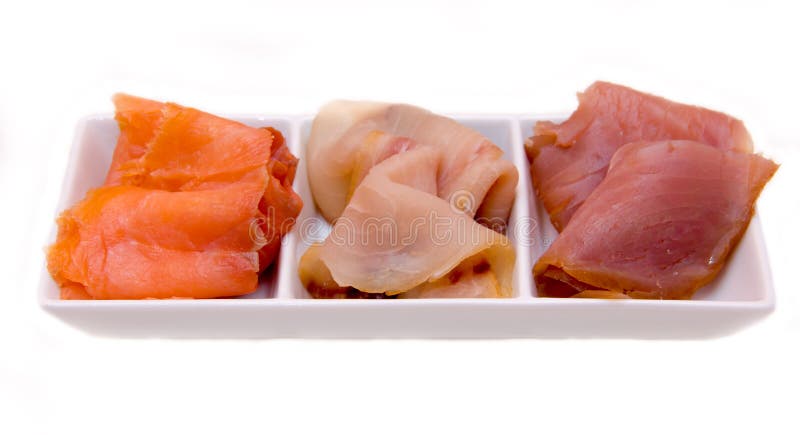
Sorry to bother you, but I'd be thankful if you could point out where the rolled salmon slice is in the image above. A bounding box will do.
[48,95,302,299]
[105,94,165,185]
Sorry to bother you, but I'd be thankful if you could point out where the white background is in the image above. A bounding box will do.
[1,1,798,433]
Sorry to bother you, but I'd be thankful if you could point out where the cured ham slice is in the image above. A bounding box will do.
[534,140,777,299]
[47,95,302,299]
[299,121,517,298]
[307,101,518,231]
[527,81,754,231]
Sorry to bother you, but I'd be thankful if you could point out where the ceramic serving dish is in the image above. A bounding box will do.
[38,114,775,338]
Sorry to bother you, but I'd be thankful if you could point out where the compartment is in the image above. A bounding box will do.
[518,117,773,302]
[40,115,296,302]
[285,116,531,299]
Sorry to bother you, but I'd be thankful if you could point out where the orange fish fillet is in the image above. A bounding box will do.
[47,95,302,299]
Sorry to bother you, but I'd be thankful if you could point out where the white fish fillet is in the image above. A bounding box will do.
[306,101,518,229]
[301,102,518,297]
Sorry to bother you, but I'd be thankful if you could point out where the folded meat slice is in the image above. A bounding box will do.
[109,94,301,269]
[527,81,754,231]
[299,145,515,298]
[348,131,420,201]
[114,99,273,190]
[307,101,518,230]
[534,140,777,299]
[46,173,266,299]
[258,127,303,267]
[105,94,165,185]
[48,95,302,299]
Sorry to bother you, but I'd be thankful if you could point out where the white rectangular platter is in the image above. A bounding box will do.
[38,114,775,338]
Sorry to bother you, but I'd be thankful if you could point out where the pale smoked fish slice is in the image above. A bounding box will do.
[306,101,518,231]
[300,145,514,298]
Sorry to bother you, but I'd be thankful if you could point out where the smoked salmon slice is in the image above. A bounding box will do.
[526,81,754,231]
[47,95,302,299]
[104,94,164,185]
[534,140,777,299]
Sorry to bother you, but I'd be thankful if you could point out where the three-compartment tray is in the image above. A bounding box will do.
[38,114,775,338]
